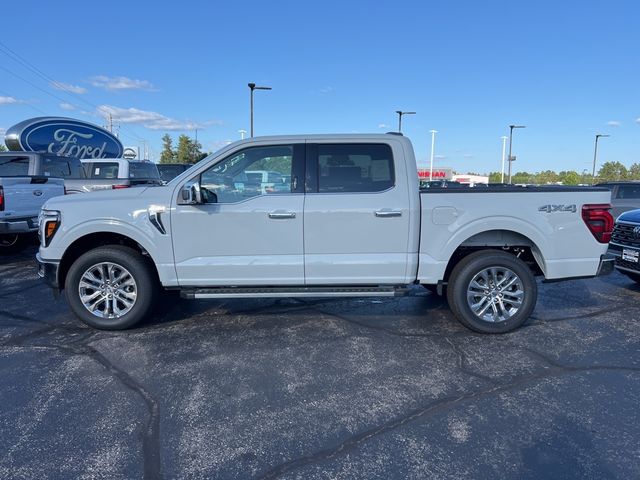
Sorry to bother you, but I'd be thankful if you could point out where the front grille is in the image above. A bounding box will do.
[611,222,640,247]
[616,256,640,273]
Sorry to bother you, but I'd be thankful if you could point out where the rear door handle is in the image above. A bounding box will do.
[268,211,296,219]
[374,210,402,218]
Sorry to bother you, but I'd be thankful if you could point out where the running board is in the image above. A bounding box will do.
[180,285,409,299]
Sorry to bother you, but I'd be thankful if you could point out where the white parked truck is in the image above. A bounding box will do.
[36,134,614,333]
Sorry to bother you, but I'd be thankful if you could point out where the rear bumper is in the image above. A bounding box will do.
[36,252,60,289]
[0,216,38,234]
[596,253,615,276]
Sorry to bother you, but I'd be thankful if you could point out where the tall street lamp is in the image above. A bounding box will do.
[238,129,247,140]
[591,134,610,184]
[500,136,508,183]
[396,110,416,133]
[507,124,526,184]
[248,82,272,137]
[429,130,437,180]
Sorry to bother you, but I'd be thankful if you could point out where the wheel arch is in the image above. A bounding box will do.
[442,229,546,283]
[58,232,160,290]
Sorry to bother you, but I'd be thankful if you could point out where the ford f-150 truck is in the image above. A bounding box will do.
[36,134,614,333]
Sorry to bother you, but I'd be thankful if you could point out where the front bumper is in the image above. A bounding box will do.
[0,216,39,234]
[608,241,640,275]
[36,252,60,289]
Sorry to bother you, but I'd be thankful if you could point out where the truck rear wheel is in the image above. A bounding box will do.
[446,250,537,333]
[0,234,24,254]
[65,245,157,330]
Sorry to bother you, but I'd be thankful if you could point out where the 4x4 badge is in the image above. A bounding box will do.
[538,204,577,213]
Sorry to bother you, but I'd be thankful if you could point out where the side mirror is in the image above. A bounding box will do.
[178,180,202,205]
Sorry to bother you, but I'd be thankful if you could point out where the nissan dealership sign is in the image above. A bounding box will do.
[417,167,453,180]
[4,117,123,159]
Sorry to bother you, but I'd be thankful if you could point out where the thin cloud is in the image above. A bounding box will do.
[0,127,6,136]
[635,118,640,125]
[434,154,447,160]
[378,123,391,129]
[0,96,24,105]
[90,75,157,91]
[319,86,333,94]
[97,104,217,131]
[59,102,76,111]
[52,81,87,94]
[606,120,621,127]
[463,153,474,159]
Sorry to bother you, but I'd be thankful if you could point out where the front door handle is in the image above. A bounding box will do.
[374,210,402,218]
[268,211,296,219]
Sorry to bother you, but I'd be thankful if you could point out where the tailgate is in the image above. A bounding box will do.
[1,177,65,218]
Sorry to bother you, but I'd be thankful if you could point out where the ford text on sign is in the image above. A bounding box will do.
[5,117,124,159]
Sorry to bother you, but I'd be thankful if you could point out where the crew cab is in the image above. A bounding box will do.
[0,152,86,194]
[36,134,614,333]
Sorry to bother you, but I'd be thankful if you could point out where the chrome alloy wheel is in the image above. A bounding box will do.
[466,266,524,323]
[78,262,138,319]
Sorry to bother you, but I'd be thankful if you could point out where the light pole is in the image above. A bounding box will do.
[591,134,610,184]
[396,110,416,133]
[238,129,247,140]
[500,136,508,183]
[248,82,272,137]
[507,124,526,184]
[429,130,437,180]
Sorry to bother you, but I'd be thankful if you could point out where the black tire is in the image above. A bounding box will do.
[64,245,158,330]
[0,234,25,254]
[446,250,537,334]
[622,271,640,284]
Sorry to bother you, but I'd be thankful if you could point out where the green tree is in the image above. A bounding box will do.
[488,171,502,183]
[159,134,175,164]
[558,170,580,185]
[628,163,640,180]
[0,144,6,152]
[597,161,628,181]
[176,134,206,164]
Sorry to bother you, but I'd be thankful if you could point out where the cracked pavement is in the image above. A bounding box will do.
[1,246,640,479]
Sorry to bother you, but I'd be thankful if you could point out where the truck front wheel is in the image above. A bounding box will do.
[446,250,537,333]
[65,245,157,330]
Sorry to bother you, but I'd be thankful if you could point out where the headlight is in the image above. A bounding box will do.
[39,209,61,247]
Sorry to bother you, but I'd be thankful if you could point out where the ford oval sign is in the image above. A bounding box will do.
[4,117,124,159]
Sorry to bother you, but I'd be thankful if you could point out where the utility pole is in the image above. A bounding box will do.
[429,130,437,181]
[248,83,272,137]
[592,134,610,184]
[507,124,526,184]
[500,136,508,183]
[396,110,416,133]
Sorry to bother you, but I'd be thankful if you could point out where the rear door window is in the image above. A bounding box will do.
[88,162,119,179]
[616,184,640,199]
[129,162,160,179]
[315,144,395,193]
[42,156,85,178]
[0,156,30,176]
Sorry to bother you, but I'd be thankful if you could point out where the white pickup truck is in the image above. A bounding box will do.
[36,134,614,333]
[1,173,65,252]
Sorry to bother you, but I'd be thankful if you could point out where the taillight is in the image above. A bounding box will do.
[0,186,4,211]
[112,184,130,189]
[582,203,613,243]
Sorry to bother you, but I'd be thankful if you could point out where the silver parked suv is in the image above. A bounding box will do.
[596,181,640,219]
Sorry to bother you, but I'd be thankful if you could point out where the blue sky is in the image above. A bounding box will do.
[0,0,638,174]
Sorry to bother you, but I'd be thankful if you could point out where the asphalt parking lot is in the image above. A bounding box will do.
[1,246,639,479]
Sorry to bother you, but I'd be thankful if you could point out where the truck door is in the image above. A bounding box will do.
[303,142,412,284]
[171,143,306,286]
